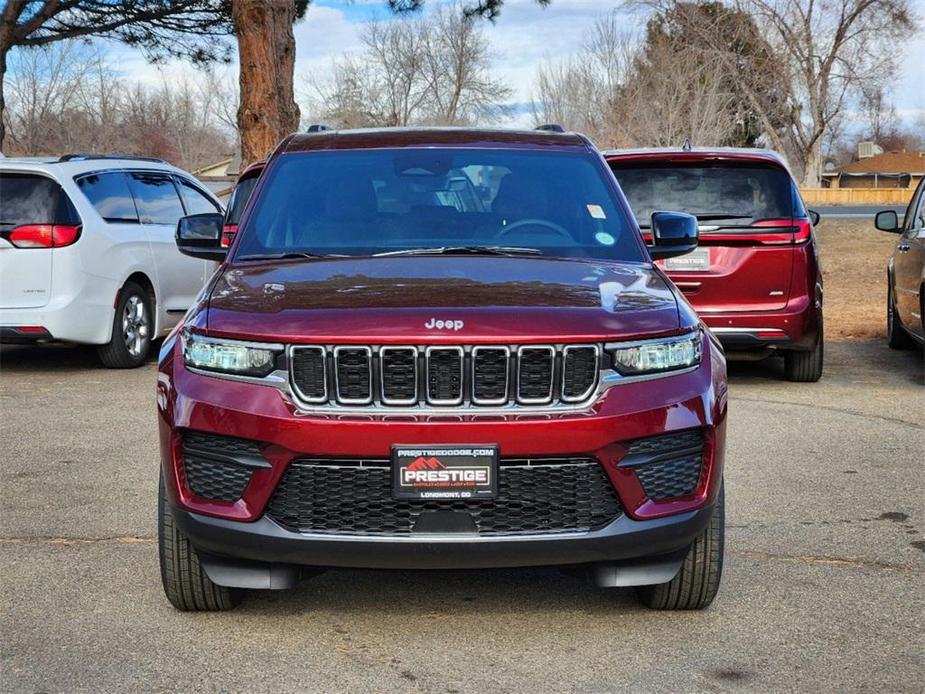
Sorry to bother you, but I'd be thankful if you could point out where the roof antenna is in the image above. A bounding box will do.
[681,138,692,152]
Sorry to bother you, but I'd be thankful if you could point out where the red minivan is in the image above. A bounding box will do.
[607,149,823,382]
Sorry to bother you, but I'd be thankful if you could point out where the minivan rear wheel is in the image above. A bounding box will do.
[97,281,152,368]
[784,318,824,382]
[636,485,724,610]
[158,472,243,611]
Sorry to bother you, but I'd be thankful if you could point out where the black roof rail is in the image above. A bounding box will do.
[535,124,565,133]
[58,153,169,164]
[305,124,331,133]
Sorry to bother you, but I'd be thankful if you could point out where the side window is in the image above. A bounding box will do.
[127,172,185,225]
[76,172,138,223]
[911,183,925,232]
[177,178,221,216]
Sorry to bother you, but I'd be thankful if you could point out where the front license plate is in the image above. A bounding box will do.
[664,247,710,271]
[392,445,498,500]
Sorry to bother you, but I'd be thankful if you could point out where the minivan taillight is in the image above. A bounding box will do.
[7,224,81,249]
[221,224,237,248]
[749,218,812,245]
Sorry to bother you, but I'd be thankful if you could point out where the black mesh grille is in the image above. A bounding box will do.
[472,348,509,402]
[335,348,371,402]
[518,348,554,401]
[381,348,417,402]
[181,433,263,502]
[427,348,462,402]
[291,347,326,400]
[633,456,702,500]
[562,347,597,400]
[623,430,705,500]
[267,458,622,536]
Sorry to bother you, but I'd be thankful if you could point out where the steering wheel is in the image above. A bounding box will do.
[494,218,573,242]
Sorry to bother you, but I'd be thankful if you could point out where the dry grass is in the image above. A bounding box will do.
[815,218,897,340]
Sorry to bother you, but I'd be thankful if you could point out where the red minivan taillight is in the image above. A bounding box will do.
[7,224,81,249]
[221,224,237,248]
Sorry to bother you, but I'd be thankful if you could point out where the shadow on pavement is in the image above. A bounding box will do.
[0,342,160,373]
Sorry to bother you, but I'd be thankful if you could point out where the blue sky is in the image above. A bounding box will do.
[96,0,925,130]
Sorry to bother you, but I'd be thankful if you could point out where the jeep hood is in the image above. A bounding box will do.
[204,256,685,342]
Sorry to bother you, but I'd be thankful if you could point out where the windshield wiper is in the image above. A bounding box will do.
[237,251,347,261]
[373,245,542,257]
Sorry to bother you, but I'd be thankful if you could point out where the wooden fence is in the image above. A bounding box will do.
[799,187,915,206]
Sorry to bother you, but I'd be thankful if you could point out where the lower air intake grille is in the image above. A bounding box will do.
[622,429,705,500]
[181,433,264,502]
[267,458,622,536]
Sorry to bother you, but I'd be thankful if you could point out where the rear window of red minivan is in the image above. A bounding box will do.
[612,162,795,227]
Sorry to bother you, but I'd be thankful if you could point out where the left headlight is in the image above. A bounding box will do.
[182,331,282,377]
[608,330,702,376]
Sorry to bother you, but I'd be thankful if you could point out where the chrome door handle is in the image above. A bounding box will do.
[898,244,911,252]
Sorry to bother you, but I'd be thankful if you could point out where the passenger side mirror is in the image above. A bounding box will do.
[808,210,821,225]
[648,211,699,260]
[874,210,900,233]
[176,213,227,260]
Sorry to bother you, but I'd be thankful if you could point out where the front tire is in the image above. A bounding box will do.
[97,281,153,368]
[636,485,724,610]
[784,318,824,382]
[887,284,915,350]
[158,473,243,611]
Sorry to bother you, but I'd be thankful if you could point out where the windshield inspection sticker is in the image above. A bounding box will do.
[587,204,607,219]
[595,231,616,246]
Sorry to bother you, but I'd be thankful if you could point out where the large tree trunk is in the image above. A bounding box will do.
[233,0,300,167]
[799,138,824,188]
[0,47,8,152]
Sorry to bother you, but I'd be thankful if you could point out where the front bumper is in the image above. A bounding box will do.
[158,333,727,574]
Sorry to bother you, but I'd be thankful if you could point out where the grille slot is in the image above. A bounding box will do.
[334,346,372,404]
[267,457,622,536]
[562,345,599,402]
[181,432,266,502]
[290,346,326,402]
[517,346,555,403]
[621,429,705,500]
[472,347,509,404]
[380,347,417,404]
[426,347,463,404]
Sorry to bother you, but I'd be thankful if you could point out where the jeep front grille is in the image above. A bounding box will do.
[266,457,622,536]
[288,343,601,409]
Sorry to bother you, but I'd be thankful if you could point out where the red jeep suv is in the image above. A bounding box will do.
[157,128,727,612]
[607,149,823,381]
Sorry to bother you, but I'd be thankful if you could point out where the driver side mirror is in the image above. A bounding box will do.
[874,210,900,233]
[648,211,699,260]
[809,209,821,225]
[176,213,227,260]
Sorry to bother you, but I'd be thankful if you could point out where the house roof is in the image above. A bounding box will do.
[836,150,925,175]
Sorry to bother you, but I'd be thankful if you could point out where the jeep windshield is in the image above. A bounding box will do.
[233,148,644,262]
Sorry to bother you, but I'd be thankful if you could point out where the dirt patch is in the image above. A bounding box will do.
[816,218,897,340]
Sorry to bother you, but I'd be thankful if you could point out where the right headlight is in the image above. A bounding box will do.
[608,331,702,376]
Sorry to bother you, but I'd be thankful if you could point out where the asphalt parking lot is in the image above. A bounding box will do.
[1,340,922,693]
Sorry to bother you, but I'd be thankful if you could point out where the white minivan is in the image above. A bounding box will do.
[0,155,223,367]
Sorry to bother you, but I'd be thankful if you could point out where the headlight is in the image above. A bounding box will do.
[182,331,281,377]
[609,331,702,376]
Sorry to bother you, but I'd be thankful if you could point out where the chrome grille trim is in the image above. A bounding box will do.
[289,345,328,404]
[561,344,600,403]
[287,343,610,411]
[425,346,465,405]
[516,345,556,404]
[471,346,510,405]
[379,346,418,405]
[333,345,373,405]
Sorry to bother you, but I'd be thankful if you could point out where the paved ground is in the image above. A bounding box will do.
[1,340,922,693]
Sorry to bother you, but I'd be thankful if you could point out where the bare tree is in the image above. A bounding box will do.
[311,3,512,128]
[533,10,740,149]
[633,0,916,185]
[4,42,234,170]
[860,85,899,146]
